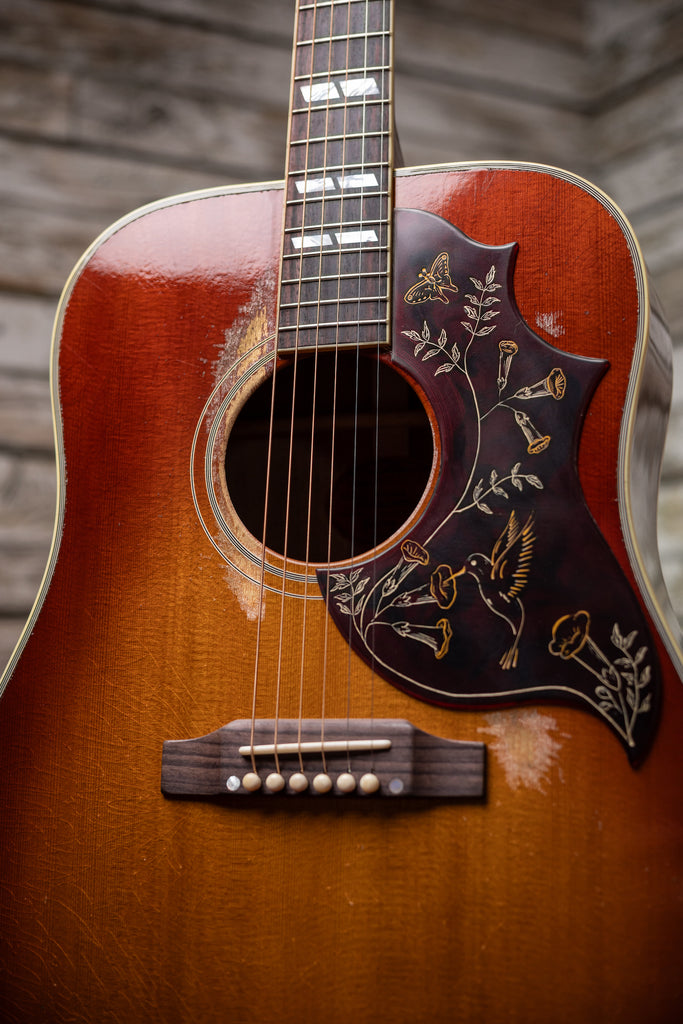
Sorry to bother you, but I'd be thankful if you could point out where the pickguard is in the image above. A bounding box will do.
[319,208,660,763]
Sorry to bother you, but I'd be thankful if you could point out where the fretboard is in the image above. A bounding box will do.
[278,0,393,353]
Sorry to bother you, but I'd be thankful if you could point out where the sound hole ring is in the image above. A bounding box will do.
[192,337,436,597]
[192,337,312,595]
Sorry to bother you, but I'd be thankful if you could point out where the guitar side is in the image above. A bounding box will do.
[1,163,682,1024]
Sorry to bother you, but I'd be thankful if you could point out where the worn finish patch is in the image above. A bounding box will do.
[535,311,565,337]
[479,709,565,791]
[228,570,266,623]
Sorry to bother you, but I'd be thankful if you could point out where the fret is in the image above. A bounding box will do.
[287,187,390,205]
[287,217,386,238]
[288,159,390,177]
[282,244,389,261]
[299,2,379,8]
[297,31,390,47]
[285,217,386,236]
[282,269,386,286]
[289,130,389,147]
[294,65,389,82]
[287,218,387,237]
[279,317,387,333]
[280,294,387,310]
[291,97,387,116]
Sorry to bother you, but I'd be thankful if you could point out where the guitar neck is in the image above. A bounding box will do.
[278,0,394,354]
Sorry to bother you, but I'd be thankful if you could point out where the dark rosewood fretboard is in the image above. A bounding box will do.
[278,0,393,353]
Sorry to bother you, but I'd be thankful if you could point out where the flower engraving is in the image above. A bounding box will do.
[549,611,652,746]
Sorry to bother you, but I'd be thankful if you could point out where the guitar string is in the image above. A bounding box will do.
[378,0,393,769]
[248,341,280,775]
[343,0,365,774]
[316,0,339,773]
[365,0,391,774]
[278,0,324,775]
[342,0,369,773]
[316,0,355,775]
[341,0,387,774]
[292,0,319,775]
[293,0,339,776]
[362,0,386,773]
[250,0,315,777]
[246,4,313,775]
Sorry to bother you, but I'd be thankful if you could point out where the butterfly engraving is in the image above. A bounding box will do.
[404,252,458,304]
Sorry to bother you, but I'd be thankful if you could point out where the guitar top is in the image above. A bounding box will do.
[1,2,682,1022]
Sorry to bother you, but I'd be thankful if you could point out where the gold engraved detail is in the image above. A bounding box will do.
[404,252,458,304]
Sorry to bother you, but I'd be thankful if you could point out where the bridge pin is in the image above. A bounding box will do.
[289,772,308,793]
[242,772,262,792]
[359,773,380,794]
[265,772,286,792]
[312,773,332,794]
[336,772,356,794]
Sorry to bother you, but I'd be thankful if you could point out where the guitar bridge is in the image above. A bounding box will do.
[161,719,485,799]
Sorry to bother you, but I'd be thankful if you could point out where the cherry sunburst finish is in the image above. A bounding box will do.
[1,2,683,1022]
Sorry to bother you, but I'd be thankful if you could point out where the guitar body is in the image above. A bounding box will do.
[1,163,682,1023]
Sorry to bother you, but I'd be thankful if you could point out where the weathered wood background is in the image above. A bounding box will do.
[1,0,682,668]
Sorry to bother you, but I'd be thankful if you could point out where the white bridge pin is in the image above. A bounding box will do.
[336,772,356,794]
[242,772,262,792]
[288,772,308,793]
[312,773,333,794]
[265,772,286,792]
[359,773,380,794]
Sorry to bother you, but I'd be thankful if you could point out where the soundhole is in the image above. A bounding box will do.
[225,351,434,563]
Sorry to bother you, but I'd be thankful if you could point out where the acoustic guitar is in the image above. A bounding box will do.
[1,2,682,1021]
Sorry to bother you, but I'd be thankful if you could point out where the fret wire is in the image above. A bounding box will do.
[280,294,387,309]
[293,65,388,81]
[285,217,386,232]
[286,190,390,206]
[297,30,390,46]
[289,129,389,146]
[288,159,389,176]
[289,112,386,146]
[278,317,389,333]
[291,98,388,114]
[298,1,376,8]
[282,270,386,285]
[282,245,389,261]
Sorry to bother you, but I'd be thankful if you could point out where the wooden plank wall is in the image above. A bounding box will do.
[0,0,682,668]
